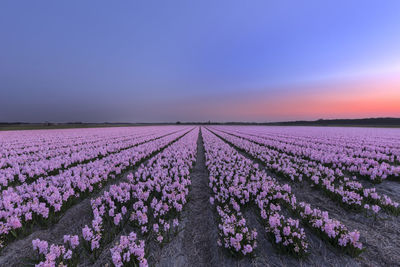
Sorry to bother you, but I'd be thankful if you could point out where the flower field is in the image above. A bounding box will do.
[0,126,399,266]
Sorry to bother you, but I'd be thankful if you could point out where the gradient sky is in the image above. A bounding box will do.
[1,0,400,122]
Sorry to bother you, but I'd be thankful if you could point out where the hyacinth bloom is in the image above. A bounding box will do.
[110,232,147,267]
[202,127,363,257]
[3,124,398,264]
[202,128,308,256]
[32,235,79,266]
[0,127,177,189]
[214,126,400,182]
[63,235,79,249]
[0,127,189,245]
[216,205,258,255]
[32,239,48,255]
[32,127,198,265]
[210,127,399,216]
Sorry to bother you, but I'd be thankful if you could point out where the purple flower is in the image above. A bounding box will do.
[32,239,48,255]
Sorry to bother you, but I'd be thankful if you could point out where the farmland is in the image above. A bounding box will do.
[0,126,399,266]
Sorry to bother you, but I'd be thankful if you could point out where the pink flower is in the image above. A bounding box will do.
[9,217,22,229]
[243,244,253,254]
[372,205,380,213]
[64,235,79,249]
[32,239,49,255]
[209,197,215,205]
[82,225,93,241]
[114,213,122,225]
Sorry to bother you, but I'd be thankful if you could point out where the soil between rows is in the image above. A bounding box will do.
[206,127,400,267]
[216,127,400,203]
[152,128,219,266]
[0,174,128,267]
[154,127,358,267]
[0,130,191,267]
[2,127,399,267]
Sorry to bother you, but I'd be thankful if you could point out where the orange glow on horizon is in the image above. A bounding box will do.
[205,76,400,121]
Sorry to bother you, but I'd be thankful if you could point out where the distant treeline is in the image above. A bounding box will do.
[0,122,144,131]
[262,118,400,127]
[178,118,400,127]
[2,118,400,130]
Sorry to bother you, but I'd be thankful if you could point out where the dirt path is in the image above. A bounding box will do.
[155,128,220,266]
[157,127,354,267]
[181,128,219,266]
[4,128,397,267]
[206,128,361,266]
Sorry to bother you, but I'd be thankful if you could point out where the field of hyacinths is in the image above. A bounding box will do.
[0,126,400,266]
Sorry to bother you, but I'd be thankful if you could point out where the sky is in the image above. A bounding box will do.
[1,0,400,123]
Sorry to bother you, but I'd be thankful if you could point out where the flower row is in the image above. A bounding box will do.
[215,127,400,183]
[202,128,308,256]
[210,128,399,215]
[203,128,363,256]
[228,126,400,165]
[0,128,189,249]
[0,126,183,189]
[32,127,199,266]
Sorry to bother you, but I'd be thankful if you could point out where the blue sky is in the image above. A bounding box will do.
[1,1,400,122]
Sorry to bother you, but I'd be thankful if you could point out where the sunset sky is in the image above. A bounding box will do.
[1,1,400,122]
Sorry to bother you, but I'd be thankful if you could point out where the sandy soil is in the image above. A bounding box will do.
[153,129,362,267]
[153,129,220,266]
[207,128,400,267]
[0,171,131,266]
[1,127,399,267]
[0,131,186,266]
